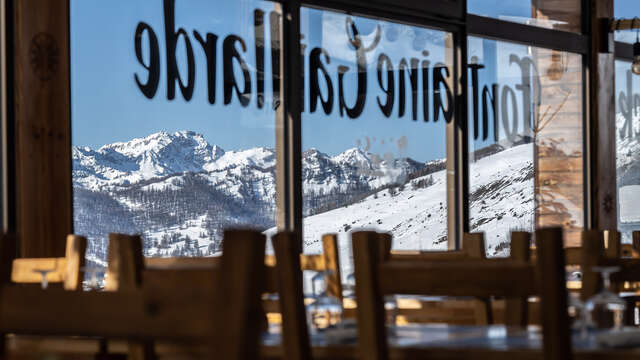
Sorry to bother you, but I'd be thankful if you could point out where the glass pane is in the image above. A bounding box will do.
[468,0,581,33]
[71,0,280,265]
[300,8,454,272]
[614,0,640,44]
[468,37,584,256]
[615,60,640,243]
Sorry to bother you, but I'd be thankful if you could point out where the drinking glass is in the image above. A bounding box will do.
[568,292,588,338]
[308,270,343,331]
[585,266,627,330]
[33,269,53,289]
[81,266,106,291]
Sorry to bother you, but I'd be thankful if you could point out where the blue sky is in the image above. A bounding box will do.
[71,1,638,162]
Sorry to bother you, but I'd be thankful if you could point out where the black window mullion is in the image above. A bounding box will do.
[468,14,590,55]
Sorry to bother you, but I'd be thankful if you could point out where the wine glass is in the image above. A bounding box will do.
[568,292,588,338]
[585,266,627,330]
[33,269,54,289]
[81,266,106,291]
[308,270,343,331]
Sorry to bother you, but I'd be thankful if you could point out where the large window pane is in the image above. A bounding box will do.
[71,0,280,265]
[468,0,581,33]
[614,0,640,44]
[468,37,584,256]
[299,8,454,273]
[616,60,640,242]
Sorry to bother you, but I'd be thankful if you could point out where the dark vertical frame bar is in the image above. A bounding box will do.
[276,0,303,243]
[458,0,469,248]
[589,0,617,231]
[2,0,14,235]
[582,0,592,230]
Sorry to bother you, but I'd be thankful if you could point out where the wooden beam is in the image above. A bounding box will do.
[14,0,71,257]
[589,0,617,231]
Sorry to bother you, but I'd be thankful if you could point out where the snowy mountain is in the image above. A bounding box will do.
[73,131,430,265]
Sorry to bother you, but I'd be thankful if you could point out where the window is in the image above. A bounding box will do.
[71,0,280,264]
[468,37,584,255]
[615,59,640,242]
[299,8,455,269]
[468,0,582,33]
[614,0,640,44]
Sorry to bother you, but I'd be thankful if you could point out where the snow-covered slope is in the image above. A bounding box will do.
[73,131,429,264]
[283,142,534,278]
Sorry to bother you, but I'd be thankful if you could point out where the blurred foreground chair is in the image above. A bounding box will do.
[353,228,570,360]
[10,234,86,290]
[0,230,266,360]
[388,232,492,325]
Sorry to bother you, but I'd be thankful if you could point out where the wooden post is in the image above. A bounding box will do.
[589,0,617,232]
[14,0,71,257]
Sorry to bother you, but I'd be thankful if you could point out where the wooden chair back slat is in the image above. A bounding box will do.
[353,231,388,360]
[214,230,266,360]
[144,256,219,269]
[105,234,144,292]
[11,258,66,284]
[322,234,342,302]
[504,231,531,327]
[581,230,604,300]
[354,228,570,360]
[604,230,621,259]
[272,232,311,360]
[10,235,86,291]
[64,235,87,291]
[377,260,536,298]
[536,228,572,360]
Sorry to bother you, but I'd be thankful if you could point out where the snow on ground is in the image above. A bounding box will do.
[269,142,535,280]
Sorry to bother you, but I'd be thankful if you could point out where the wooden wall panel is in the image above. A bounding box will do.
[14,0,71,257]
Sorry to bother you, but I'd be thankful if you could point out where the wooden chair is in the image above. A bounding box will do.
[353,227,570,360]
[0,230,266,360]
[108,231,319,360]
[388,232,493,325]
[10,234,86,290]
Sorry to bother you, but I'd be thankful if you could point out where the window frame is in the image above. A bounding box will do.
[10,0,611,256]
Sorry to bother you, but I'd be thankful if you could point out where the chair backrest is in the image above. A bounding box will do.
[10,235,86,290]
[390,232,486,261]
[531,229,621,265]
[353,228,570,360]
[265,233,342,300]
[582,230,640,299]
[271,232,312,360]
[389,232,492,325]
[109,231,311,360]
[0,230,266,360]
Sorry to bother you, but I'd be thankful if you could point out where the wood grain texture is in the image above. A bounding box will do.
[15,0,71,258]
[352,231,388,360]
[536,227,571,360]
[272,231,311,360]
[63,235,86,291]
[505,232,531,328]
[104,234,144,292]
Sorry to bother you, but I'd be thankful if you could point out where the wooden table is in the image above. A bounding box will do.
[261,324,640,360]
